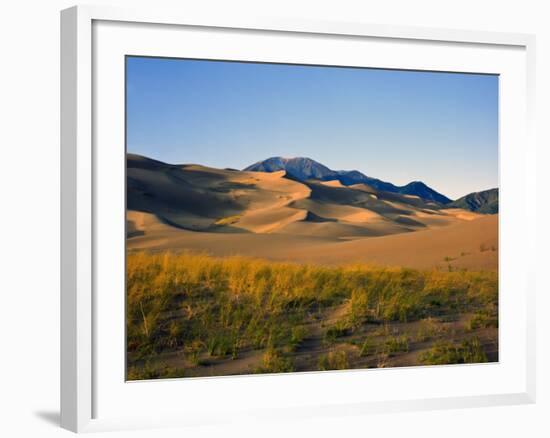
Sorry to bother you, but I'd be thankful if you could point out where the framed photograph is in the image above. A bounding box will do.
[61,5,536,433]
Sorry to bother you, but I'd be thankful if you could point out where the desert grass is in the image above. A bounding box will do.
[126,251,498,379]
[214,215,242,226]
[318,350,350,371]
[419,338,488,365]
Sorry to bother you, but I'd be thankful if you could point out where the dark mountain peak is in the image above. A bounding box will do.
[336,169,369,180]
[446,188,498,214]
[244,156,451,204]
[399,180,451,204]
[244,156,286,169]
[245,156,335,180]
[404,180,426,187]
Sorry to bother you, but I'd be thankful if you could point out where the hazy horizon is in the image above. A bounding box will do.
[126,57,498,200]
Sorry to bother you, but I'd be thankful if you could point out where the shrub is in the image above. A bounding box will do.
[419,338,487,365]
[324,321,352,344]
[207,333,235,357]
[415,317,447,342]
[289,326,307,351]
[347,288,376,327]
[214,215,241,226]
[384,335,409,354]
[468,310,498,330]
[359,337,376,357]
[127,362,186,380]
[184,340,205,366]
[256,348,294,374]
[318,350,349,371]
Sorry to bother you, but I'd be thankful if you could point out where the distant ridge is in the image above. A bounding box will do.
[244,156,452,204]
[244,157,334,180]
[445,188,498,214]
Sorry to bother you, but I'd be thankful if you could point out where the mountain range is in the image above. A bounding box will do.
[244,157,452,204]
[446,188,499,214]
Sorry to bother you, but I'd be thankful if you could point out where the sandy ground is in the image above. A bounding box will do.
[126,154,498,270]
[127,212,497,270]
[135,303,498,377]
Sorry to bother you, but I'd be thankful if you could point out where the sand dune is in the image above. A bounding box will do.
[320,179,346,188]
[288,214,498,270]
[235,206,307,234]
[290,198,385,223]
[127,212,498,270]
[127,154,498,270]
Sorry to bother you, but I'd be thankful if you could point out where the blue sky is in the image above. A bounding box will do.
[126,56,498,200]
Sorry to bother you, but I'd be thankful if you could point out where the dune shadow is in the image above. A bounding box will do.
[213,181,257,192]
[302,210,336,223]
[206,225,251,234]
[394,216,427,227]
[127,229,145,238]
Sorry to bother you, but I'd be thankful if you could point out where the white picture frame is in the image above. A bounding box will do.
[60,4,537,433]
